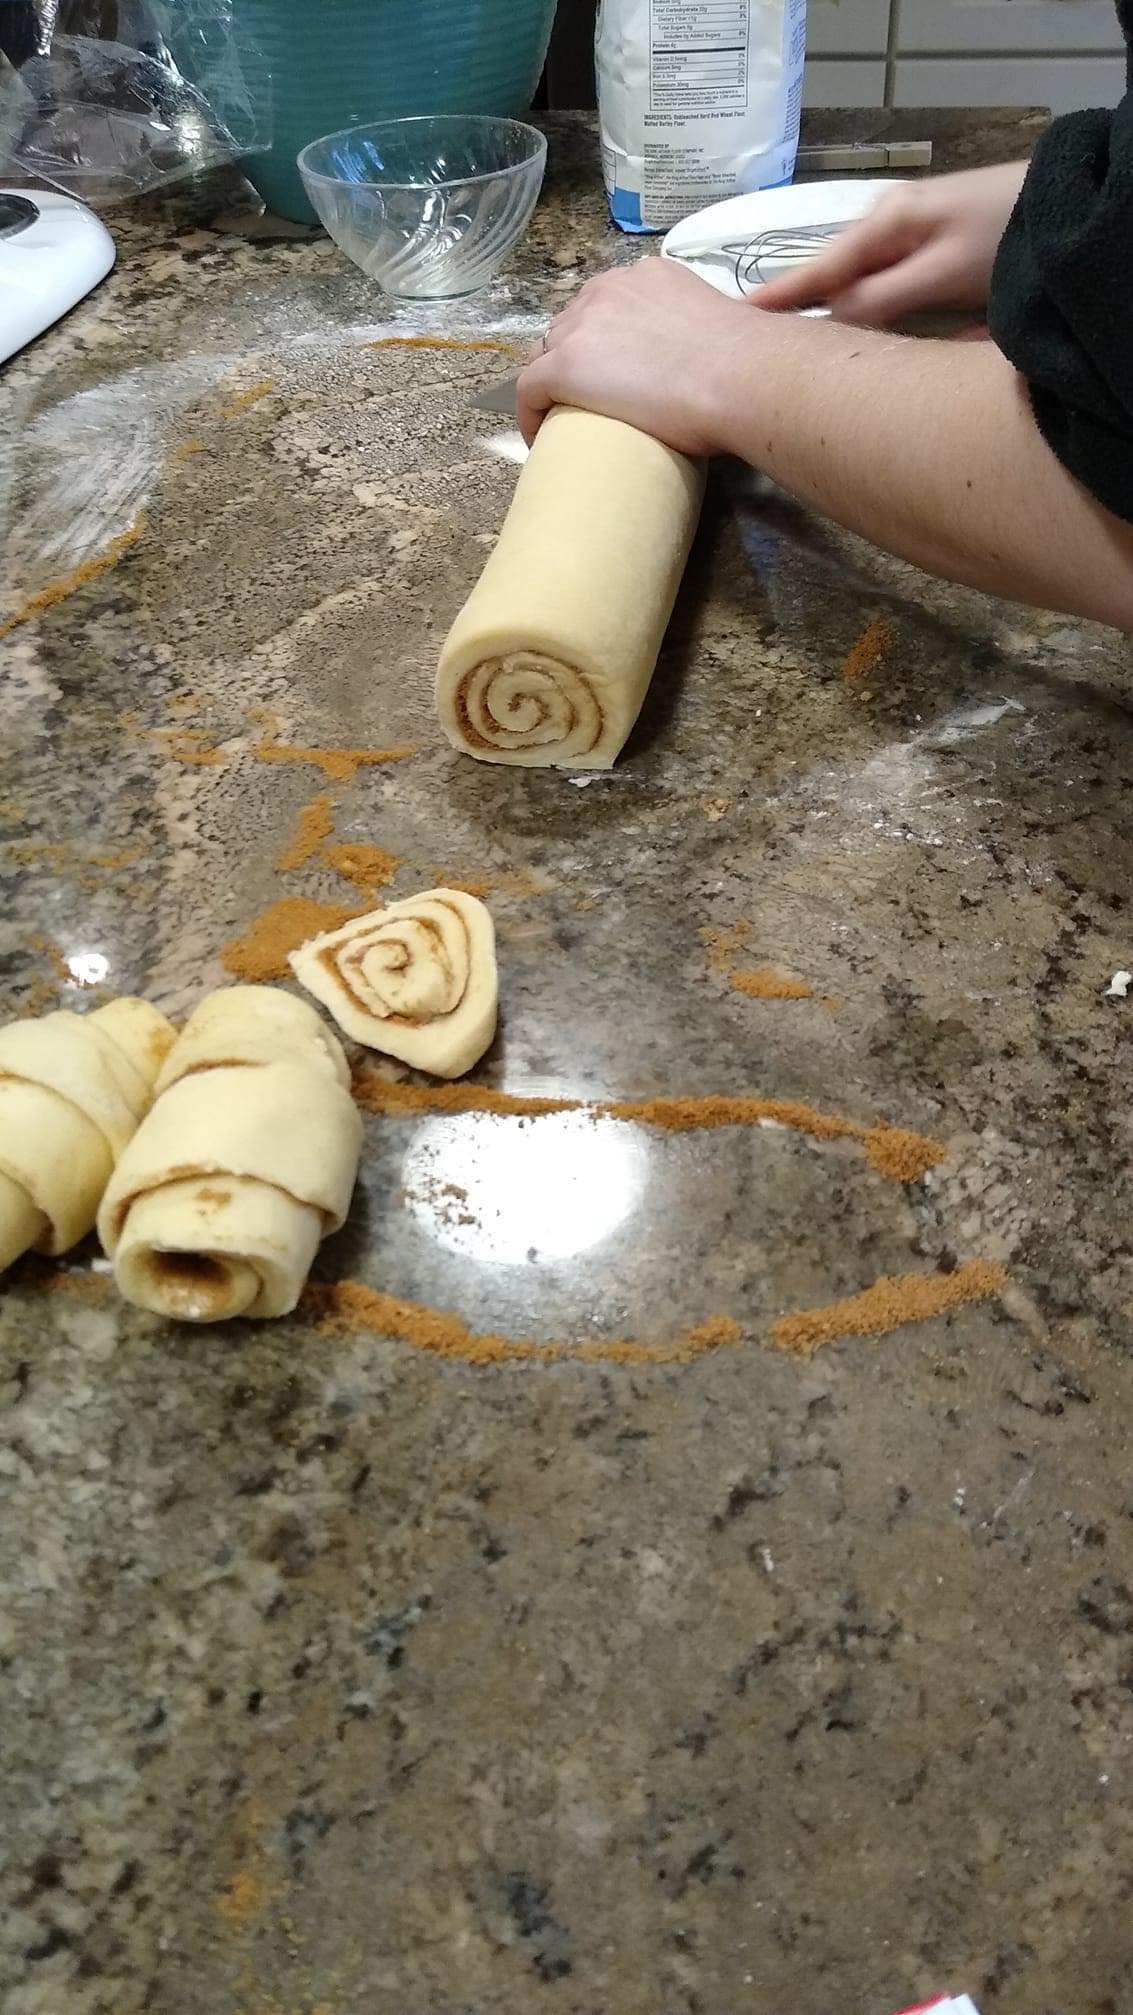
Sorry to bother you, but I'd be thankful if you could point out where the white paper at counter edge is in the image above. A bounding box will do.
[896,1996,981,2015]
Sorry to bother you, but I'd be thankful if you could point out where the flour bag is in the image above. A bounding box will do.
[596,0,807,232]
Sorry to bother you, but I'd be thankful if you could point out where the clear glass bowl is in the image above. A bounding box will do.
[297,114,547,299]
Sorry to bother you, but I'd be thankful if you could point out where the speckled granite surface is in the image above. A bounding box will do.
[3,111,1133,2015]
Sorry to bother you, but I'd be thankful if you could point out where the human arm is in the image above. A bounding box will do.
[756,162,1028,323]
[516,260,1133,630]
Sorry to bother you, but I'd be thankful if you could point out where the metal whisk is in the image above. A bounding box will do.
[667,219,846,296]
[726,221,845,293]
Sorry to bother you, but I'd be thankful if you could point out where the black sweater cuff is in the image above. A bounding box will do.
[988,95,1133,525]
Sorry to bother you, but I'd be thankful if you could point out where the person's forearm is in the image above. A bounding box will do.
[709,314,1133,629]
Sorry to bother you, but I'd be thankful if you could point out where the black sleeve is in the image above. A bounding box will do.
[1121,0,1133,91]
[988,93,1133,525]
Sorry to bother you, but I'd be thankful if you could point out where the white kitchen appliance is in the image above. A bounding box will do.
[0,186,115,364]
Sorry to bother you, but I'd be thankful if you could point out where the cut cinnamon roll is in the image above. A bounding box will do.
[289,887,497,1078]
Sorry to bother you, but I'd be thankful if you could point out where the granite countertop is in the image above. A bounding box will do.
[3,110,1133,2015]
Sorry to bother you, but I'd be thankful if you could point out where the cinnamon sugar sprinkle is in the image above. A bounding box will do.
[433,868,546,900]
[221,897,359,982]
[275,796,401,896]
[730,968,813,1001]
[16,978,61,1017]
[322,842,401,899]
[700,921,751,973]
[214,1869,265,1929]
[307,1281,744,1367]
[13,842,140,871]
[770,1261,1007,1355]
[16,1262,113,1304]
[218,380,274,419]
[841,614,892,686]
[702,925,814,1003]
[0,516,145,642]
[359,335,525,355]
[351,1074,945,1181]
[52,1270,114,1305]
[440,876,495,899]
[308,1260,1005,1367]
[9,840,143,899]
[30,935,77,986]
[353,1073,576,1120]
[19,1257,1005,1359]
[129,723,228,767]
[603,1096,941,1181]
[9,842,69,867]
[252,733,417,784]
[275,793,336,872]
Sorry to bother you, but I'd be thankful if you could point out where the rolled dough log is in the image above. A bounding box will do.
[436,408,705,769]
[99,986,362,1322]
[290,888,497,1079]
[0,999,176,1271]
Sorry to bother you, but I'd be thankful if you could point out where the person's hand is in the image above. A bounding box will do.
[516,259,751,453]
[756,160,1029,325]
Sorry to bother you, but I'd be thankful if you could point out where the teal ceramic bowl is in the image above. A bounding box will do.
[230,0,558,223]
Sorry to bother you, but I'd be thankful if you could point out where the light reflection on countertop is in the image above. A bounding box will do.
[65,949,110,986]
[475,425,529,466]
[400,1112,649,1266]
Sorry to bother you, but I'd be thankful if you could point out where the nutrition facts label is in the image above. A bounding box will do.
[649,0,750,113]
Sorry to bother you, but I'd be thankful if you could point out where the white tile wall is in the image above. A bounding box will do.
[896,1,1123,55]
[802,0,1128,113]
[804,58,888,104]
[893,53,1127,110]
[807,0,891,55]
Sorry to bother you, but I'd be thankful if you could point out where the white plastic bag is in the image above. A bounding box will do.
[596,0,807,232]
[0,1,267,204]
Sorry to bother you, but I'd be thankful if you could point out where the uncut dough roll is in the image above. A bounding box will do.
[290,887,497,1079]
[0,999,176,1271]
[98,986,362,1323]
[436,407,705,769]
